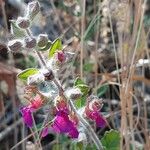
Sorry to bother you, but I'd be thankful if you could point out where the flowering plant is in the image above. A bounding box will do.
[8,1,120,150]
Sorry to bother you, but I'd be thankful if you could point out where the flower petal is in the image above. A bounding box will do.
[95,114,106,128]
[20,106,33,127]
[68,128,79,138]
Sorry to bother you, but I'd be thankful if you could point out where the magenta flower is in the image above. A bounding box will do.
[85,109,106,128]
[20,106,33,127]
[85,97,106,128]
[52,110,79,138]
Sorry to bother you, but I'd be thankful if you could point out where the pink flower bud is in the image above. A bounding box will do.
[56,51,66,63]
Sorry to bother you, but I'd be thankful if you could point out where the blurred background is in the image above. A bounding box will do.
[0,0,150,150]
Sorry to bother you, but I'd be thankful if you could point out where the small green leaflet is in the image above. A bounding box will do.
[74,77,90,108]
[48,38,62,58]
[38,41,52,51]
[74,77,85,86]
[10,20,26,38]
[17,68,39,81]
[75,96,86,108]
[74,77,90,96]
[97,84,109,97]
[101,130,120,150]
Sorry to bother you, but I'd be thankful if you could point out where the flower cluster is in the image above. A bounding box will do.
[20,86,45,127]
[42,96,79,138]
[11,0,107,143]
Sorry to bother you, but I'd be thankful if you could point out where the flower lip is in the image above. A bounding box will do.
[51,110,79,138]
[20,106,33,127]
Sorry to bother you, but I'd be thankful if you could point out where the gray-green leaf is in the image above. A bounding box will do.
[10,20,27,38]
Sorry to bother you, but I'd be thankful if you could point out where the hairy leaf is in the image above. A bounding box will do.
[10,20,26,38]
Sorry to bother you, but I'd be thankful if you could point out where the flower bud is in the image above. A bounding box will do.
[56,51,66,63]
[37,34,49,47]
[65,88,82,100]
[17,17,30,29]
[54,96,68,112]
[42,69,54,81]
[87,96,103,111]
[24,37,36,49]
[27,1,40,20]
[7,39,23,52]
[27,73,45,86]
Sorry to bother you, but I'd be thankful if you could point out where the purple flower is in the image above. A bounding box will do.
[86,110,106,128]
[85,98,106,128]
[20,106,33,127]
[52,110,79,138]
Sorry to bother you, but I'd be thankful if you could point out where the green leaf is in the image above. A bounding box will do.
[38,41,52,51]
[48,38,62,58]
[17,68,39,81]
[74,77,85,86]
[10,20,26,38]
[83,62,94,72]
[75,96,86,108]
[101,130,120,150]
[74,77,89,108]
[97,84,109,97]
[52,144,62,150]
[76,84,89,96]
[76,142,84,150]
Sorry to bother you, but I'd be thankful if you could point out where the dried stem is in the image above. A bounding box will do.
[80,0,86,79]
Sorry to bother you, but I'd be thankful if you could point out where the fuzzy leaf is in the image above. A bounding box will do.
[101,130,120,150]
[17,68,39,81]
[38,41,52,51]
[48,38,62,58]
[10,20,26,38]
[97,84,109,97]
